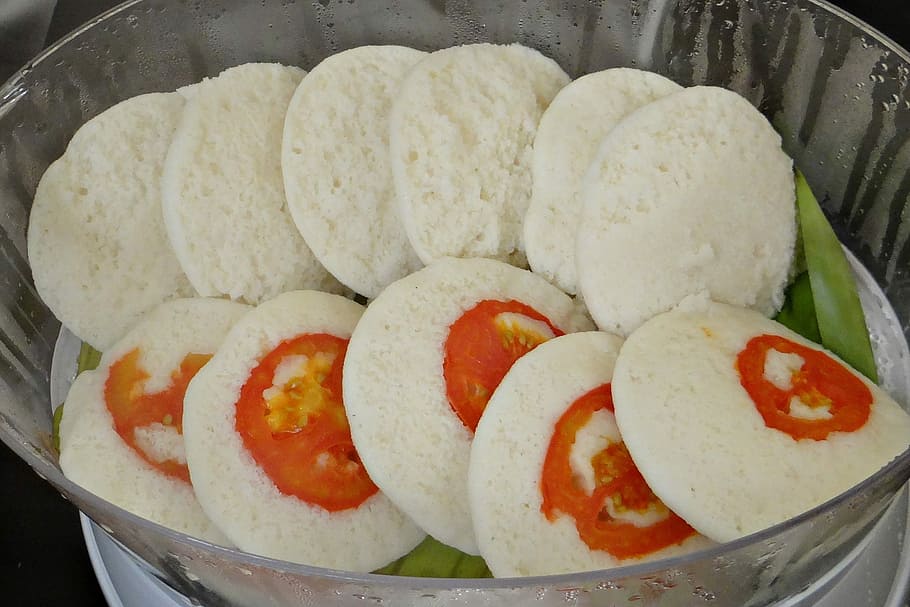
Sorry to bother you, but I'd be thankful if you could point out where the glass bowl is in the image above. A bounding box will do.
[2,0,910,605]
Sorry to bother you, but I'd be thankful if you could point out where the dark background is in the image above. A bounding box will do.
[1,0,909,605]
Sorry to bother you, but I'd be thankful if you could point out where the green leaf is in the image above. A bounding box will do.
[52,403,65,453]
[774,272,820,343]
[794,171,877,382]
[77,342,102,374]
[373,536,492,578]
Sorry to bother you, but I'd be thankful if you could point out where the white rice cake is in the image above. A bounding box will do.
[576,85,796,336]
[27,93,194,351]
[59,298,250,543]
[162,63,343,304]
[469,332,711,576]
[524,68,682,295]
[182,290,424,570]
[389,43,569,266]
[342,257,594,554]
[611,300,910,542]
[282,45,426,298]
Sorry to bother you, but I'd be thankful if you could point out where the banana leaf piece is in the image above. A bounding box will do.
[77,342,102,373]
[793,171,877,382]
[374,536,491,578]
[774,272,820,343]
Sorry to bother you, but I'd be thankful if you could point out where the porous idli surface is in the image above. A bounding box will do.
[524,68,681,295]
[182,290,424,570]
[58,298,250,543]
[342,257,594,554]
[576,85,796,336]
[27,92,194,351]
[611,300,910,543]
[389,43,569,266]
[162,63,342,304]
[469,331,711,576]
[282,45,426,298]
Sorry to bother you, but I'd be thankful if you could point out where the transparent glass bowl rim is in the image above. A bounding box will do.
[1,0,909,591]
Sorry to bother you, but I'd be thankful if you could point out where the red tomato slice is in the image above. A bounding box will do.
[443,299,563,432]
[540,384,696,559]
[104,348,211,483]
[736,334,873,440]
[234,333,377,512]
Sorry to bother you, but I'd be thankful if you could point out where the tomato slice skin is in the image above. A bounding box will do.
[104,348,211,483]
[234,333,378,512]
[736,334,872,441]
[540,384,696,559]
[443,299,563,432]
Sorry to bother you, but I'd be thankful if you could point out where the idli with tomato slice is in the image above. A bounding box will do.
[389,43,569,266]
[524,68,681,295]
[182,290,424,570]
[611,300,910,542]
[282,45,426,298]
[58,298,250,543]
[468,332,711,577]
[342,257,594,554]
[27,92,194,351]
[576,86,796,336]
[162,63,343,304]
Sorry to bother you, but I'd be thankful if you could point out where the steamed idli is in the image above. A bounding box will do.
[389,43,569,266]
[524,68,681,294]
[576,85,796,336]
[611,300,910,542]
[342,257,594,554]
[282,45,426,298]
[27,92,194,351]
[182,290,424,570]
[58,298,250,542]
[469,332,710,576]
[162,63,342,303]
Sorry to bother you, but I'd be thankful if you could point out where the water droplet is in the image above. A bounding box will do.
[693,586,717,601]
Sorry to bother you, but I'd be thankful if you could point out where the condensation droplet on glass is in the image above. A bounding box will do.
[535,588,547,600]
[563,588,579,602]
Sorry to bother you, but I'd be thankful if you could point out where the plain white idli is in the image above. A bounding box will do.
[162,63,343,304]
[59,298,250,543]
[524,68,682,294]
[342,257,594,554]
[389,43,569,266]
[182,290,424,570]
[576,85,796,336]
[611,300,910,542]
[469,332,710,576]
[282,45,426,298]
[27,92,193,351]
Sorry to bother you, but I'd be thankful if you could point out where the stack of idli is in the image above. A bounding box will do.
[32,39,910,580]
